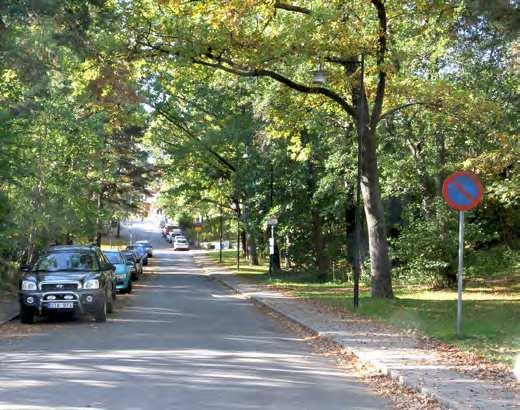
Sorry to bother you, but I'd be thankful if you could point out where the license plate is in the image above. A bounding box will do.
[47,302,74,309]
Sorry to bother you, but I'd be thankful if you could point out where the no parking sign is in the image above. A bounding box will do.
[442,171,484,336]
[442,171,484,211]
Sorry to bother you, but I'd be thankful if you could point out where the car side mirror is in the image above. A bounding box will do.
[20,264,31,273]
[108,264,116,270]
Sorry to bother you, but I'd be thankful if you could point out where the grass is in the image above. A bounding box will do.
[206,249,520,366]
[100,236,129,251]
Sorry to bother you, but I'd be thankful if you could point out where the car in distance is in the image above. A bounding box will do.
[173,237,189,251]
[126,244,148,266]
[103,250,132,294]
[162,224,177,238]
[135,240,153,257]
[122,250,142,280]
[19,245,116,323]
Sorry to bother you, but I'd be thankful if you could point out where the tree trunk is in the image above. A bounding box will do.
[116,221,121,238]
[353,82,393,298]
[241,230,247,256]
[306,148,329,281]
[247,230,259,265]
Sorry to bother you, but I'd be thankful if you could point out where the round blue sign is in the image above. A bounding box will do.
[442,172,484,211]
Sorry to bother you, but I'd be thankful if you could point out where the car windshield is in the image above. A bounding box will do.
[136,241,150,246]
[104,252,123,264]
[34,251,99,272]
[122,253,135,263]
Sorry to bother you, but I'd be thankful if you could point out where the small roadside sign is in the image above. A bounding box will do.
[442,171,484,337]
[442,171,484,211]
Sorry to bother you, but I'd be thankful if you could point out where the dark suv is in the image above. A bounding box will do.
[19,245,117,323]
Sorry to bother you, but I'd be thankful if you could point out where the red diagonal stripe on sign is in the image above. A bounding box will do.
[452,180,474,202]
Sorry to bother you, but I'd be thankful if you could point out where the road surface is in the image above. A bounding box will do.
[0,221,388,410]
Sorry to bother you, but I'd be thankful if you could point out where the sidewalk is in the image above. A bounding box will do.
[0,291,19,325]
[194,254,519,410]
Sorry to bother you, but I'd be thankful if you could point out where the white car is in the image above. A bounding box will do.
[173,237,189,251]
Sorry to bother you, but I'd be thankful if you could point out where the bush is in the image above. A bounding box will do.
[392,200,490,287]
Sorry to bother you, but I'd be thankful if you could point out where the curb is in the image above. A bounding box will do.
[0,310,19,326]
[198,257,464,410]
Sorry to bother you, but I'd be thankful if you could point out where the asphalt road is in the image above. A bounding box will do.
[0,221,388,410]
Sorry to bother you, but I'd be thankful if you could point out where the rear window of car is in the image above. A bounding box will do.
[176,239,187,244]
[123,252,135,261]
[104,252,123,264]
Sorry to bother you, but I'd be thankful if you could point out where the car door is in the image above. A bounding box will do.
[96,249,115,296]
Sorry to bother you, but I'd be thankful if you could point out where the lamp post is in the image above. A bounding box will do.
[237,212,240,271]
[267,217,278,279]
[311,63,361,309]
[219,202,223,263]
[218,178,224,263]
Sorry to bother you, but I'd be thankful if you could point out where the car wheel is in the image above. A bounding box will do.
[112,284,117,300]
[143,259,148,266]
[107,292,113,314]
[20,306,34,324]
[95,299,107,322]
[126,280,132,294]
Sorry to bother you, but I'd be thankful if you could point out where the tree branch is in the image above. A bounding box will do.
[379,102,441,121]
[274,1,312,15]
[157,107,237,173]
[370,0,387,129]
[192,55,356,117]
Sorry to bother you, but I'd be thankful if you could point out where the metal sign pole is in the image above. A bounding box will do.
[219,203,223,263]
[457,211,465,337]
[237,216,240,271]
[269,225,274,279]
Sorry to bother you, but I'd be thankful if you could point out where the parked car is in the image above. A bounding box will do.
[126,245,148,266]
[103,250,132,294]
[135,240,153,257]
[162,224,177,238]
[171,235,186,244]
[122,250,142,280]
[173,237,189,251]
[167,229,184,243]
[19,245,116,323]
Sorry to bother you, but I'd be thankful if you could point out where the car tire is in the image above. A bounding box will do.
[20,306,34,324]
[143,259,148,266]
[95,300,107,322]
[107,293,113,314]
[126,281,132,294]
[112,284,117,300]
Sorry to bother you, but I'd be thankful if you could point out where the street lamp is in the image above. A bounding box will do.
[218,178,224,263]
[230,201,240,271]
[309,63,361,309]
[311,64,327,85]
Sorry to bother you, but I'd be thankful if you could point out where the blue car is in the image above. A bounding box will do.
[103,251,132,294]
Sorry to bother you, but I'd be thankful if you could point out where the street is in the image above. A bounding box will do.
[0,222,388,410]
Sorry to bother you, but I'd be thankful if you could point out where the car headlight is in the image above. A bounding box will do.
[84,279,100,289]
[21,280,37,291]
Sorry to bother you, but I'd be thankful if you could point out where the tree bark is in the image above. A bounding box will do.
[353,80,393,298]
[306,147,329,281]
[247,230,259,265]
